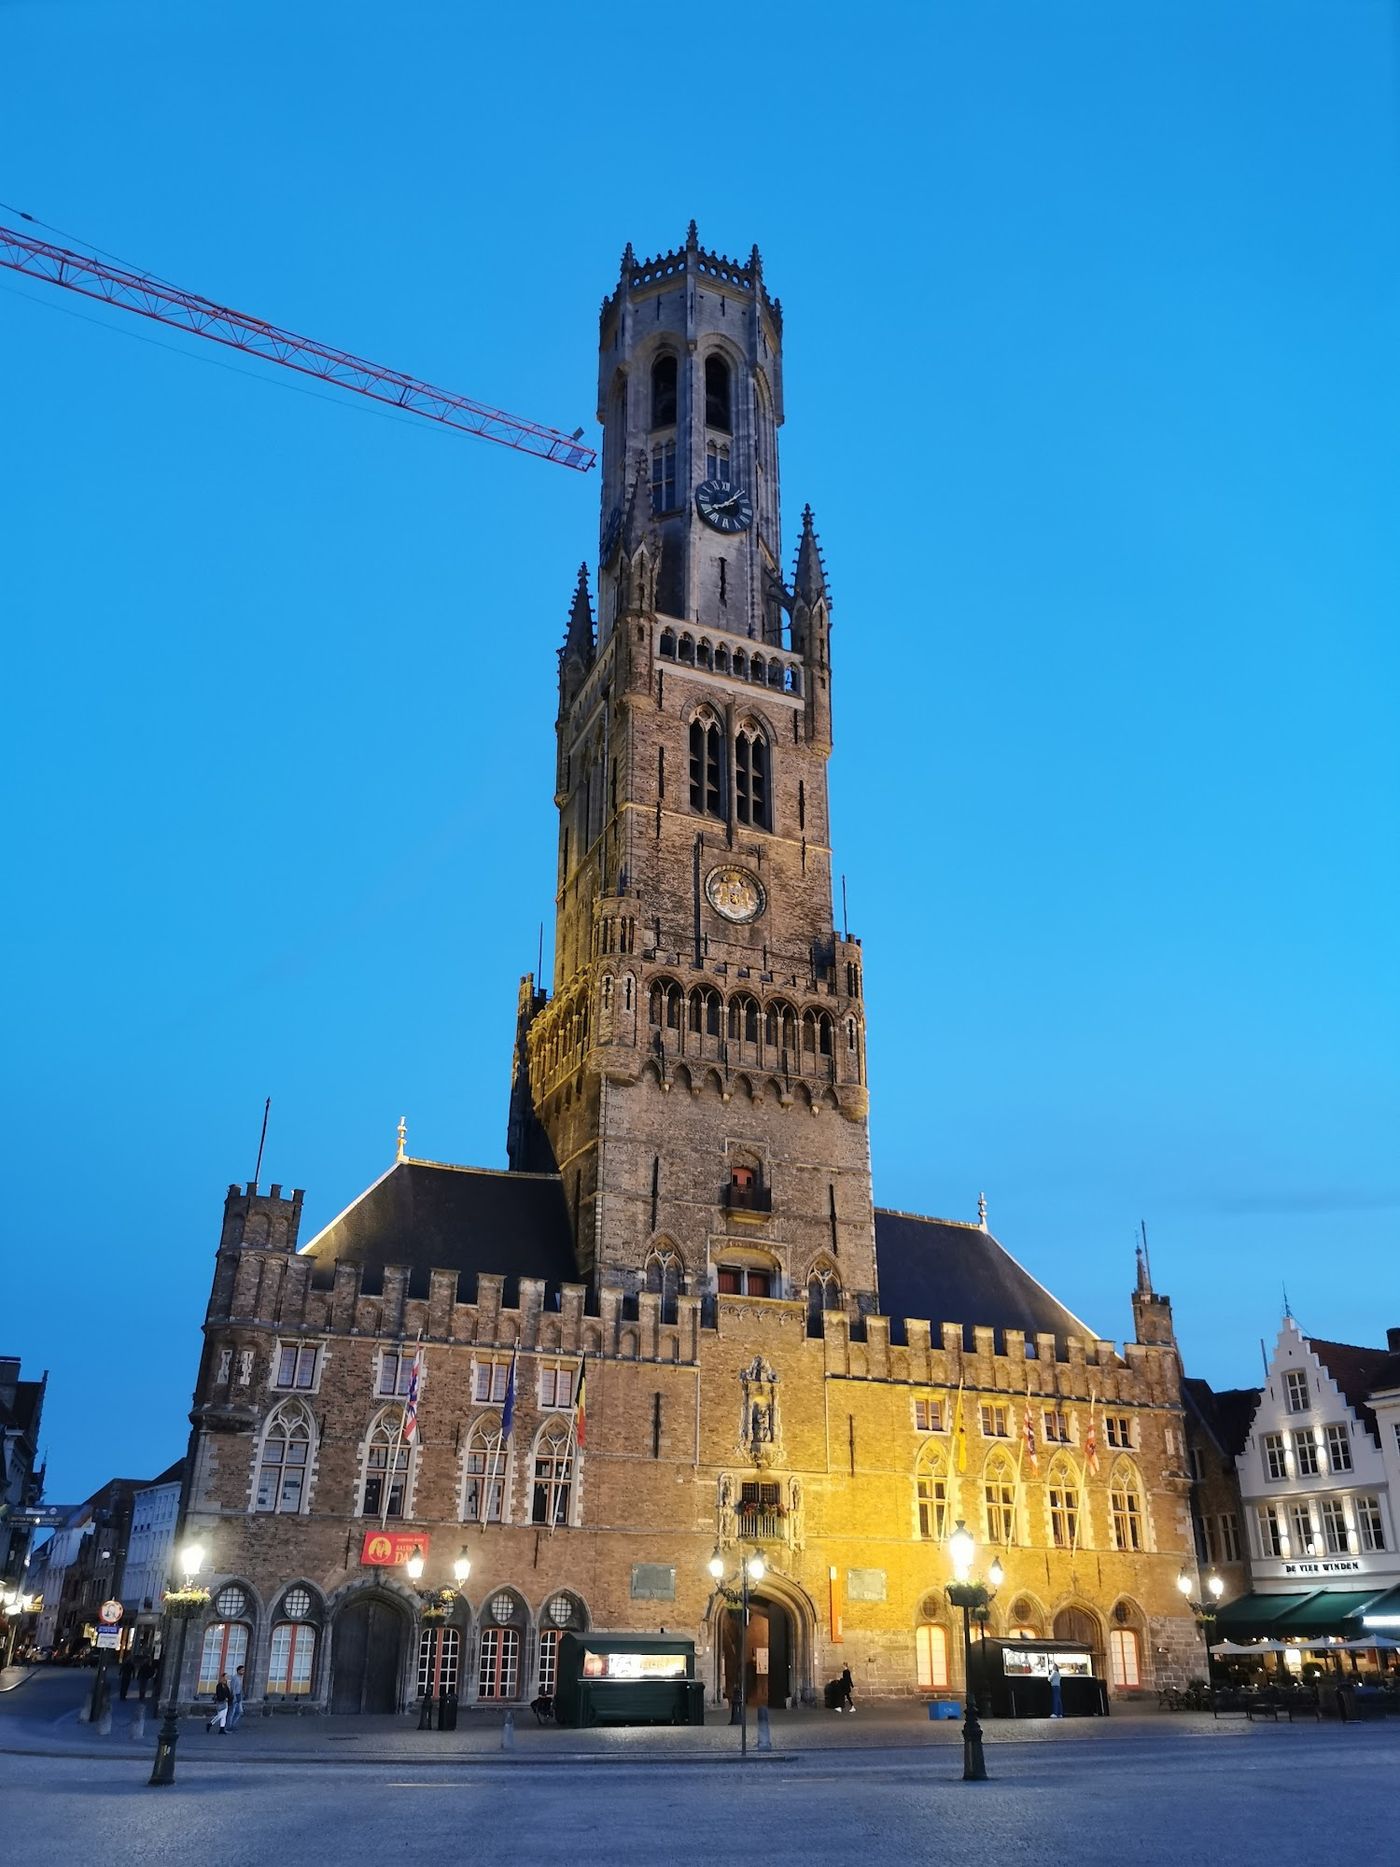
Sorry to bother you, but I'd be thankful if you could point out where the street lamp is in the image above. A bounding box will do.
[944,1520,1002,1782]
[148,1536,209,1787]
[708,1546,765,1759]
[405,1545,425,1582]
[452,1549,472,1587]
[1177,1567,1225,1673]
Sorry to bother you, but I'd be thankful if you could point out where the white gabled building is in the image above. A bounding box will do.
[1223,1319,1400,1640]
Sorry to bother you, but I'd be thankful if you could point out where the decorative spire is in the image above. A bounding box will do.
[561,562,594,667]
[1282,1283,1293,1321]
[396,1115,407,1161]
[749,243,763,277]
[622,449,653,555]
[793,504,829,608]
[1135,1241,1152,1295]
[686,219,699,250]
[977,1191,988,1232]
[621,241,635,273]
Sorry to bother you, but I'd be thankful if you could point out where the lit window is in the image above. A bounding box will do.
[1109,1628,1140,1688]
[1284,1370,1310,1413]
[984,1462,1017,1545]
[273,1344,319,1391]
[1357,1496,1386,1552]
[1262,1433,1288,1481]
[1048,1478,1079,1550]
[538,1627,563,1699]
[478,1626,520,1700]
[417,1626,461,1698]
[268,1622,317,1696]
[1325,1424,1352,1472]
[1294,1432,1320,1478]
[197,1620,249,1695]
[1288,1502,1317,1556]
[1110,1473,1144,1551]
[915,1624,949,1689]
[254,1401,314,1514]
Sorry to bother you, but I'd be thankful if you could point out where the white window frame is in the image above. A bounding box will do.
[1325,1424,1353,1472]
[1104,1414,1132,1450]
[376,1351,415,1398]
[915,1623,949,1689]
[1257,1503,1284,1557]
[1109,1627,1141,1688]
[1284,1369,1310,1414]
[913,1398,942,1433]
[538,1363,577,1410]
[1262,1432,1288,1481]
[272,1342,321,1392]
[1318,1496,1349,1554]
[472,1358,512,1406]
[1294,1431,1321,1478]
[1357,1495,1387,1553]
[980,1404,1010,1439]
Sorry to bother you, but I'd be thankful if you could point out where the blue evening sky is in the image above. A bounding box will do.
[3,3,1396,1502]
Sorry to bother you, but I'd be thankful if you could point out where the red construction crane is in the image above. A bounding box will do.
[0,220,597,472]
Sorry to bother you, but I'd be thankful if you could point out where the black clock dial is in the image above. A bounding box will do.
[695,478,753,534]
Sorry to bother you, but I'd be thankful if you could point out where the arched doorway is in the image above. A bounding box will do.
[719,1595,793,1711]
[1053,1605,1105,1678]
[330,1594,408,1714]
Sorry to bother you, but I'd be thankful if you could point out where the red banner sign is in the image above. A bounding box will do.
[360,1530,429,1568]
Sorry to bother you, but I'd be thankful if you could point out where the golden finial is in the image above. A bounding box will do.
[396,1115,407,1160]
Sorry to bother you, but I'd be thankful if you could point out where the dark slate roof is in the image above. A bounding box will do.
[1184,1378,1261,1460]
[1310,1338,1400,1447]
[0,1378,45,1438]
[874,1210,1098,1354]
[300,1159,578,1304]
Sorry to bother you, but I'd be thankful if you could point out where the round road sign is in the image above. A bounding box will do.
[98,1599,123,1625]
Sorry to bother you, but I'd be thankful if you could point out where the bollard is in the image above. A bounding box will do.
[97,1703,113,1736]
[501,1710,515,1751]
[131,1707,146,1740]
[756,1706,772,1752]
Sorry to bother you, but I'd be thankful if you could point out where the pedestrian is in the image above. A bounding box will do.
[1049,1660,1064,1719]
[207,1673,231,1732]
[839,1665,855,1713]
[119,1654,135,1701]
[137,1655,158,1701]
[227,1663,245,1730]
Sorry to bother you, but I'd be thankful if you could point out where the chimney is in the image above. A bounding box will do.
[1387,1326,1400,1353]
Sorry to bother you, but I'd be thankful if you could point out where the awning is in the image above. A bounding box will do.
[1215,1591,1317,1637]
[1274,1589,1387,1637]
[1361,1585,1400,1629]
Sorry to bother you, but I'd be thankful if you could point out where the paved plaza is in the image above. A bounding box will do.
[4,1669,1398,1866]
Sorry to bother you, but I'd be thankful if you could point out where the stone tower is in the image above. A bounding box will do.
[512,226,876,1320]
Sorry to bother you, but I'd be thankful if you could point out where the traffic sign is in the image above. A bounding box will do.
[95,1626,121,1650]
[98,1599,123,1625]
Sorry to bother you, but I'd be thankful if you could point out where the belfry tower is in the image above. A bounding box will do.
[510,225,877,1320]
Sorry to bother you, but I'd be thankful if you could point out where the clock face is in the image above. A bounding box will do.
[705,865,766,924]
[695,478,753,534]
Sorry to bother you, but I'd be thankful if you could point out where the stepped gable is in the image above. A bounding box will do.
[874,1209,1096,1353]
[1309,1337,1400,1445]
[299,1158,576,1302]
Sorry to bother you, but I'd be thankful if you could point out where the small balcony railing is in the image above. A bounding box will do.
[722,1182,772,1215]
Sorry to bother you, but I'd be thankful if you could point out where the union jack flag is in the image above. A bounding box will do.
[402,1349,424,1441]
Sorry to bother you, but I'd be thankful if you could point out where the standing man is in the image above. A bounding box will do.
[1049,1661,1064,1719]
[227,1664,245,1731]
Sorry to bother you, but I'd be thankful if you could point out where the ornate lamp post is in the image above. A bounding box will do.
[147,1537,208,1786]
[708,1546,765,1759]
[408,1545,471,1730]
[1177,1568,1225,1674]
[944,1520,1003,1782]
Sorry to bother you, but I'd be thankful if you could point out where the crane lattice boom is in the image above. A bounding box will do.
[0,222,596,471]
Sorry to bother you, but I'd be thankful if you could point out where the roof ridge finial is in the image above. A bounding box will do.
[396,1115,407,1161]
[1283,1283,1292,1321]
[686,218,699,250]
[977,1191,988,1232]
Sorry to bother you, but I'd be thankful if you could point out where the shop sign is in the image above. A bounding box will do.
[359,1530,429,1568]
[1281,1558,1363,1577]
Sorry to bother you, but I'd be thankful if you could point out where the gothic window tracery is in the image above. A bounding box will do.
[689,710,723,818]
[705,354,731,431]
[651,353,677,428]
[734,722,769,829]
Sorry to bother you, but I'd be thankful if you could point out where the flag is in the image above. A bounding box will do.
[1023,1400,1039,1472]
[1084,1397,1099,1475]
[402,1348,423,1441]
[953,1382,968,1473]
[573,1363,588,1451]
[500,1346,519,1440]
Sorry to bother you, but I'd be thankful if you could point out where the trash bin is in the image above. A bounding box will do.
[439,1690,458,1731]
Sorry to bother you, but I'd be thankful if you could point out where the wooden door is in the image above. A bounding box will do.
[331,1598,404,1714]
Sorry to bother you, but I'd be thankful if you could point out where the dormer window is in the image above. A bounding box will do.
[651,354,677,428]
[705,355,731,431]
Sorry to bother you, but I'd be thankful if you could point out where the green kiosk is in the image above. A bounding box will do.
[554,1632,705,1727]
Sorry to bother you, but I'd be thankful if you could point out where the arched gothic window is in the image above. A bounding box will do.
[645,1250,681,1324]
[915,1448,949,1541]
[254,1400,315,1514]
[705,354,731,431]
[463,1417,506,1524]
[531,1421,576,1527]
[1110,1460,1145,1551]
[735,724,769,829]
[1046,1457,1081,1550]
[359,1407,411,1519]
[651,353,677,428]
[689,710,723,818]
[983,1453,1018,1546]
[806,1265,842,1336]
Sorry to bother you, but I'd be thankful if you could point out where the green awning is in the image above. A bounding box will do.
[1215,1591,1316,1636]
[1361,1585,1400,1629]
[1273,1589,1386,1636]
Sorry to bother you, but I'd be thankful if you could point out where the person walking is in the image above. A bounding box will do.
[227,1664,245,1731]
[207,1674,231,1732]
[118,1654,135,1701]
[1049,1660,1064,1719]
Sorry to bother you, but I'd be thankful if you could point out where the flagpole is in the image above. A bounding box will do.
[486,1346,518,1529]
[381,1332,423,1531]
